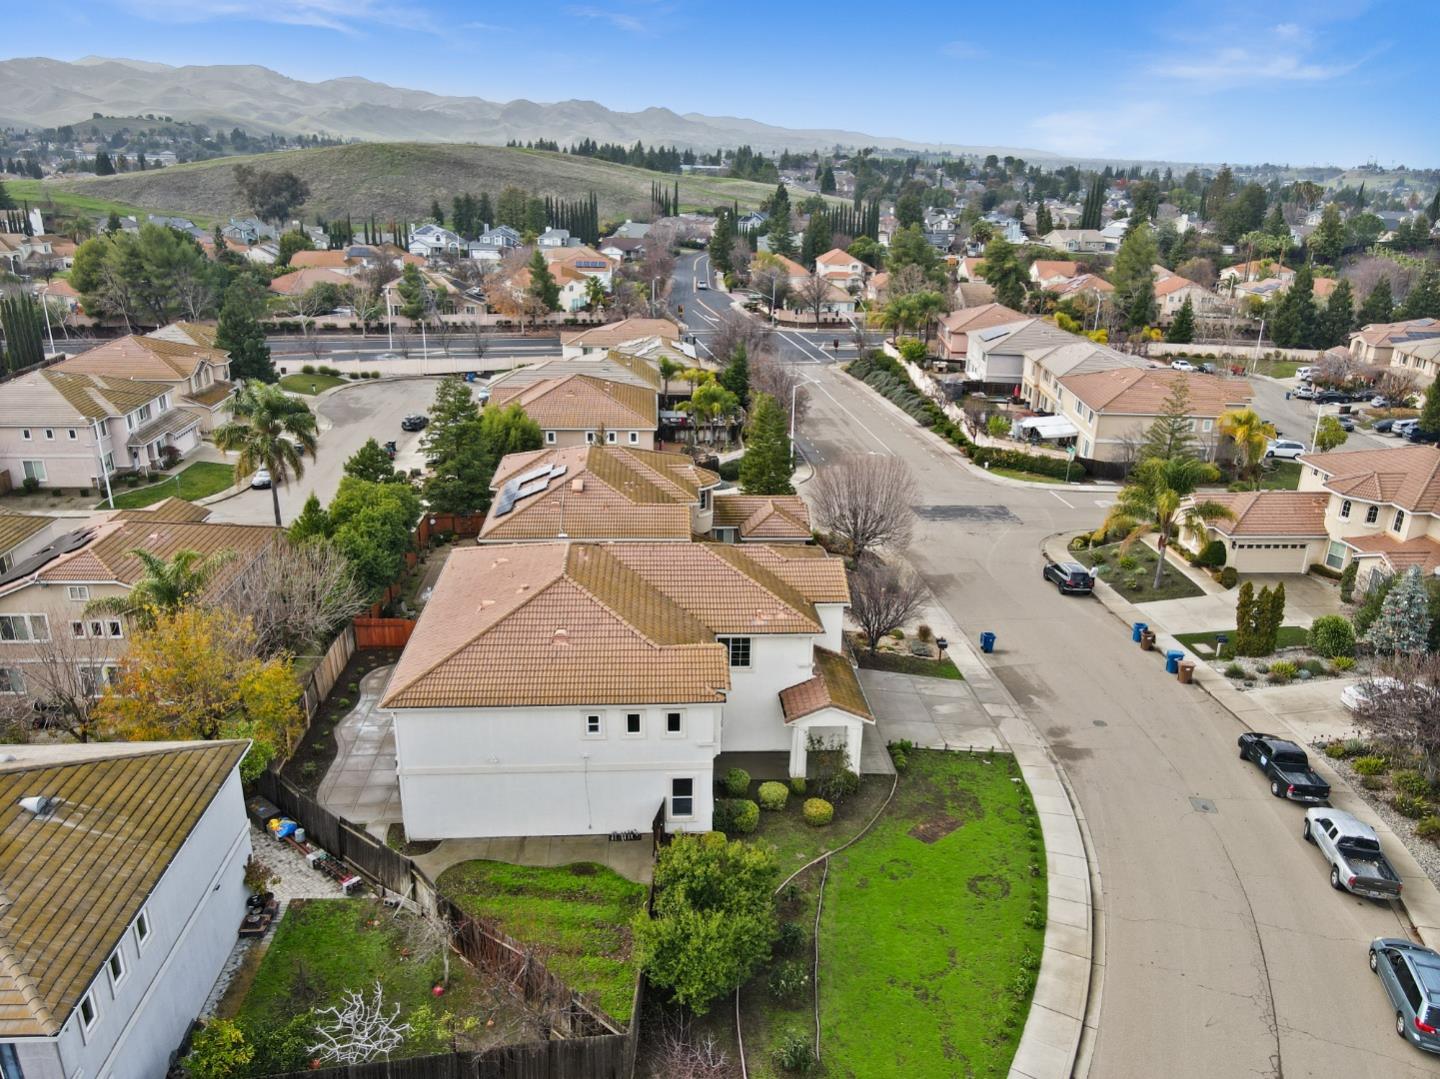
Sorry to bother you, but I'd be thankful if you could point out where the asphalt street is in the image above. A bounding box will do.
[1249,372,1392,452]
[795,362,1440,1079]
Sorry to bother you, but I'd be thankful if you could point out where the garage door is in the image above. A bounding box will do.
[1229,541,1309,573]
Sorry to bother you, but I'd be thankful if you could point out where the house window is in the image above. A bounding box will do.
[545,431,556,444]
[606,430,617,444]
[713,527,738,543]
[1201,419,1213,432]
[78,990,97,1033]
[718,636,751,668]
[108,621,123,639]
[629,431,639,444]
[0,668,23,694]
[68,429,77,440]
[67,585,90,602]
[126,414,137,432]
[71,621,86,639]
[79,666,116,696]
[1394,510,1406,532]
[1365,505,1379,524]
[699,488,711,511]
[159,394,170,411]
[670,777,694,818]
[133,908,150,950]
[20,429,30,441]
[583,713,604,737]
[107,947,126,989]
[22,461,46,483]
[89,620,104,639]
[1340,500,1352,519]
[43,429,54,440]
[0,1042,21,1079]
[585,431,597,444]
[0,615,48,642]
[1325,541,1347,570]
[665,711,683,735]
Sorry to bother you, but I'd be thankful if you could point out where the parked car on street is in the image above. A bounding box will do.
[401,414,429,431]
[1316,390,1353,404]
[1296,366,1314,381]
[1237,733,1331,802]
[1408,426,1440,444]
[1169,359,1196,372]
[1374,419,1396,434]
[1293,384,1316,400]
[1336,415,1356,432]
[1266,438,1308,460]
[250,467,272,490]
[1303,808,1403,899]
[1043,561,1096,595]
[1370,938,1440,1054]
[1395,419,1419,438]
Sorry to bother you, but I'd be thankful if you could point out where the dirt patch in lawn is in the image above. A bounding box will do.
[909,814,961,843]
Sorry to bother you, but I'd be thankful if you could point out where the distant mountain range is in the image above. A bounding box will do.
[0,56,1059,158]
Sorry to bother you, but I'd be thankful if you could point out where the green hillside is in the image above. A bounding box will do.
[35,142,787,227]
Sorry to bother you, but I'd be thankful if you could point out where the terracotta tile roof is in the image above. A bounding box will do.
[0,741,247,1036]
[780,647,873,723]
[815,248,857,266]
[1351,318,1440,347]
[147,322,222,350]
[1300,445,1440,515]
[711,494,811,539]
[1313,276,1338,299]
[267,267,352,295]
[0,372,169,424]
[560,318,681,347]
[490,373,657,431]
[490,353,663,394]
[1031,260,1078,280]
[1060,369,1253,416]
[1049,273,1114,297]
[1154,275,1203,297]
[1201,491,1331,537]
[56,334,219,383]
[938,303,1027,355]
[126,407,201,448]
[721,544,849,603]
[774,255,811,280]
[1220,260,1294,282]
[185,379,235,408]
[1345,534,1440,574]
[0,514,53,555]
[288,250,351,269]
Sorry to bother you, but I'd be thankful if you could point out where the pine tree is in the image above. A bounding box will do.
[1400,266,1440,320]
[710,210,734,277]
[1308,204,1345,265]
[1165,295,1196,343]
[738,393,794,495]
[719,343,749,407]
[1358,276,1394,324]
[527,248,560,312]
[1035,203,1053,237]
[1418,379,1440,437]
[1139,378,1198,461]
[800,210,831,267]
[430,198,444,226]
[1367,566,1430,654]
[215,280,276,383]
[94,151,115,176]
[1321,277,1355,347]
[288,493,332,543]
[978,237,1026,310]
[1270,265,1320,348]
[1112,224,1158,329]
[1263,203,1289,241]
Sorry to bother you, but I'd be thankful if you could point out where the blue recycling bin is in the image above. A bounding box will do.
[1165,649,1185,674]
[1132,621,1148,643]
[980,631,997,654]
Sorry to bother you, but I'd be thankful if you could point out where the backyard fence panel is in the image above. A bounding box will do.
[301,624,355,720]
[353,616,417,649]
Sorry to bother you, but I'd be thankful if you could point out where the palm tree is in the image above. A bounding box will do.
[1096,457,1234,589]
[1218,408,1277,484]
[86,548,234,629]
[658,357,681,402]
[214,381,319,526]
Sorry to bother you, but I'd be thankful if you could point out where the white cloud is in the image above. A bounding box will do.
[1029,102,1211,160]
[940,40,982,59]
[1159,46,1359,83]
[565,5,650,34]
[118,0,435,35]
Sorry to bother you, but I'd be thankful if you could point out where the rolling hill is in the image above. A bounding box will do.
[34,143,789,226]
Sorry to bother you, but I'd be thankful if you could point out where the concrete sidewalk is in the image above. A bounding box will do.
[316,665,403,834]
[1045,532,1440,952]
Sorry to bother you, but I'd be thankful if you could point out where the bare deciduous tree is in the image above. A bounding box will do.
[793,272,831,328]
[810,456,917,559]
[709,311,773,365]
[217,538,367,656]
[1375,366,1422,405]
[1350,654,1440,778]
[749,351,810,429]
[848,559,928,654]
[647,1009,733,1078]
[4,605,122,742]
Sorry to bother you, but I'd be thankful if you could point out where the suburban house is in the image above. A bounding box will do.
[1348,318,1440,367]
[266,266,352,297]
[560,318,683,358]
[468,226,522,262]
[1048,273,1115,304]
[0,510,280,698]
[963,319,1075,389]
[611,220,652,241]
[287,249,358,273]
[537,228,576,248]
[1388,335,1440,386]
[708,494,812,543]
[0,233,55,274]
[1218,261,1295,287]
[378,541,863,838]
[1020,340,1146,417]
[489,350,663,396]
[1029,260,1078,288]
[489,373,659,449]
[52,323,234,431]
[957,257,985,282]
[1041,229,1109,253]
[501,263,592,313]
[598,236,645,262]
[936,303,1026,365]
[1047,368,1253,465]
[815,248,865,289]
[542,245,618,288]
[0,513,59,574]
[0,740,250,1079]
[1153,275,1211,322]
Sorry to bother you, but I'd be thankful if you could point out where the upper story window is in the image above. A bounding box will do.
[67,585,90,602]
[717,636,751,668]
[158,393,170,411]
[133,908,151,950]
[1340,500,1352,519]
[0,614,48,643]
[1394,509,1407,532]
[107,947,126,990]
[20,429,30,441]
[545,431,556,444]
[67,428,77,440]
[583,713,604,737]
[78,990,98,1034]
[1365,505,1379,524]
[699,488,711,511]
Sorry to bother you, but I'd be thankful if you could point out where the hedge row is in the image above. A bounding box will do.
[846,352,1086,481]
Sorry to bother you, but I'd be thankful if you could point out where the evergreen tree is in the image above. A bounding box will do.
[94,151,115,176]
[0,181,12,210]
[800,209,831,267]
[1035,203,1053,237]
[477,192,494,230]
[423,375,482,463]
[738,393,793,495]
[978,237,1026,310]
[1307,204,1346,265]
[215,279,276,383]
[1079,176,1104,230]
[343,438,403,484]
[1321,277,1355,347]
[719,343,750,407]
[1358,276,1394,324]
[1400,266,1440,320]
[527,248,560,311]
[106,211,121,234]
[819,164,836,194]
[1139,378,1198,461]
[1111,223,1158,329]
[288,493,332,543]
[1263,203,1289,241]
[1264,582,1286,655]
[1418,379,1440,437]
[1234,582,1256,656]
[429,198,444,225]
[1270,265,1320,348]
[710,210,734,277]
[1165,295,1196,343]
[0,293,45,371]
[1367,566,1430,654]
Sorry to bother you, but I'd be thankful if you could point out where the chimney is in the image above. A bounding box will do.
[572,478,585,493]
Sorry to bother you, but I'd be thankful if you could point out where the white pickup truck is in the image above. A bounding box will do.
[1303,808,1403,900]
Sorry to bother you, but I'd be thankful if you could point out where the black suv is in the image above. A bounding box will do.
[400,414,429,431]
[1044,561,1095,595]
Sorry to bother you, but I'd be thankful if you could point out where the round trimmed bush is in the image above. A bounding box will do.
[722,767,751,797]
[757,781,789,811]
[730,799,760,833]
[802,798,834,827]
[788,776,806,796]
[1308,615,1356,658]
[1219,567,1239,588]
[1198,539,1227,568]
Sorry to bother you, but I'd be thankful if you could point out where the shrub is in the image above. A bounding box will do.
[891,751,908,772]
[1220,567,1239,588]
[816,769,860,804]
[1362,775,1386,790]
[185,1018,254,1079]
[1255,662,1270,674]
[1117,554,1138,571]
[1224,662,1246,679]
[1393,770,1431,798]
[301,364,315,374]
[908,640,930,656]
[1330,656,1356,673]
[775,921,806,957]
[722,767,751,797]
[803,798,834,826]
[1392,793,1430,819]
[1352,755,1389,776]
[1340,560,1358,603]
[1308,615,1356,658]
[775,1030,816,1073]
[713,799,759,834]
[767,958,811,1001]
[1323,741,1347,759]
[1267,660,1298,683]
[1417,816,1440,841]
[889,628,904,640]
[757,781,790,811]
[917,624,933,642]
[20,476,40,494]
[1198,540,1227,568]
[1069,535,1089,551]
[1341,737,1370,757]
[788,776,806,795]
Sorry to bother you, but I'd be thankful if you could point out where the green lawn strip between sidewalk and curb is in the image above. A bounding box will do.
[279,373,347,395]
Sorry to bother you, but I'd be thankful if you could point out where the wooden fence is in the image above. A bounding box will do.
[262,1033,631,1079]
[354,617,417,649]
[300,624,355,721]
[416,512,485,547]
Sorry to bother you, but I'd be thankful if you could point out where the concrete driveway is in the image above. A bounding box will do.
[858,668,1004,753]
[317,665,402,831]
[1138,569,1343,633]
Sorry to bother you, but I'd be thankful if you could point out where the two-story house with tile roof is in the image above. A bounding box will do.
[379,542,866,838]
[0,740,250,1079]
[489,373,659,450]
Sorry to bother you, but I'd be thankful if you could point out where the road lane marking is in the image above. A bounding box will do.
[806,372,891,453]
[1050,492,1075,508]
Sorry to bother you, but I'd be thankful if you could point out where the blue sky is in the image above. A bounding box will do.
[12,0,1435,166]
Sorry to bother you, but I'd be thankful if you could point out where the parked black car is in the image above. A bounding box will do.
[1408,426,1440,444]
[1043,561,1096,595]
[400,414,429,432]
[1238,733,1331,802]
[1373,419,1396,434]
[1315,390,1352,404]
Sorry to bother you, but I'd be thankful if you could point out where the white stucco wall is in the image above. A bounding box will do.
[393,702,722,838]
[3,765,250,1079]
[720,634,823,753]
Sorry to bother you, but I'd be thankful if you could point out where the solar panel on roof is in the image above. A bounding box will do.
[492,480,521,517]
[515,464,553,485]
[514,479,549,498]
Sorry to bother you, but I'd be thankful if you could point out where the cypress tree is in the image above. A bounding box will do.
[1418,379,1440,437]
[1322,278,1355,347]
[216,280,277,383]
[738,393,794,495]
[0,293,45,370]
[1358,276,1393,324]
[1165,295,1196,343]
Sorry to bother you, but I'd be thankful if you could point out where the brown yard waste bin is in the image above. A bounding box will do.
[1140,630,1157,651]
[1178,660,1196,684]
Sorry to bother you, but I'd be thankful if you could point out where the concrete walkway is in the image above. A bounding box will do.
[1045,532,1440,954]
[316,665,403,831]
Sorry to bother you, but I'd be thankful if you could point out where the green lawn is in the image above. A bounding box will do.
[279,373,346,395]
[989,466,1073,485]
[721,774,892,875]
[435,860,647,1022]
[853,647,964,680]
[818,750,1044,1076]
[1255,460,1302,490]
[1175,624,1310,659]
[1074,542,1205,603]
[104,461,235,509]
